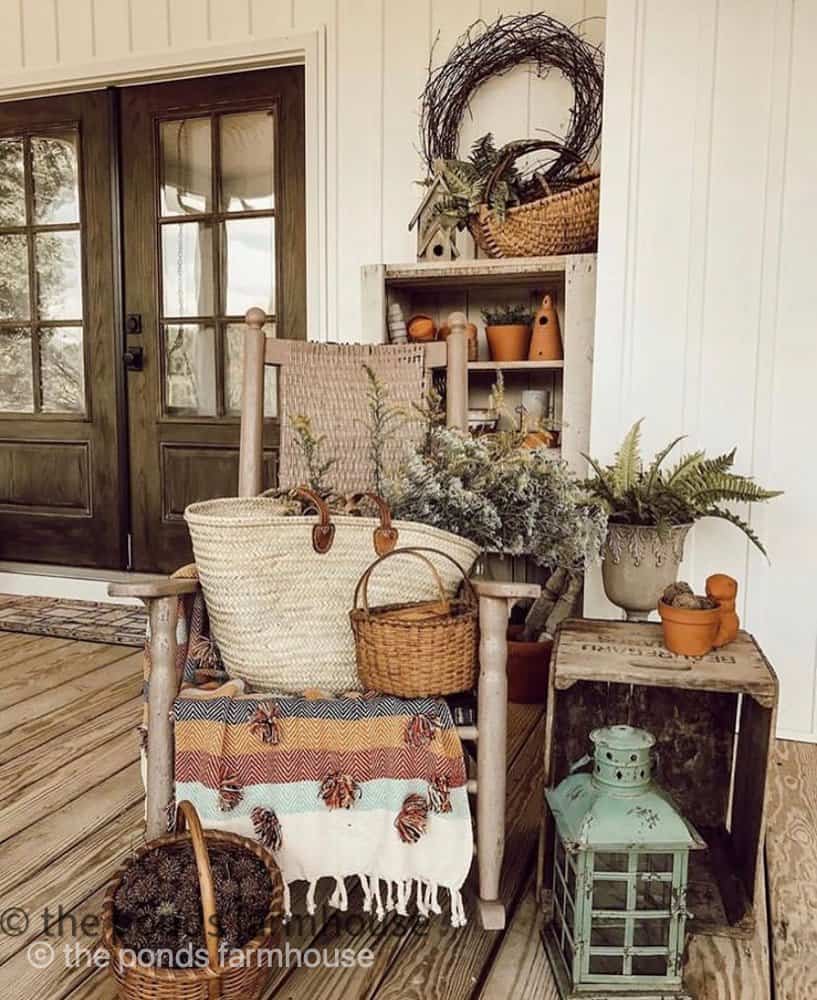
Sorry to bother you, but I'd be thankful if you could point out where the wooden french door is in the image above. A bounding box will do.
[120,68,306,573]
[0,91,127,568]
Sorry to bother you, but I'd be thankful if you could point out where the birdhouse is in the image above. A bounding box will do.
[408,174,460,262]
[544,725,705,999]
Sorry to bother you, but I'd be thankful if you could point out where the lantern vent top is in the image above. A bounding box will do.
[591,725,655,790]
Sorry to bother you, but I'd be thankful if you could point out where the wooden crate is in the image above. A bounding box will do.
[537,618,778,939]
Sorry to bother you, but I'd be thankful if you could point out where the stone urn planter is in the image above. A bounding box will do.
[601,523,691,621]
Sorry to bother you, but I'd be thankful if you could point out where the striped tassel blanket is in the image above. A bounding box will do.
[142,567,473,926]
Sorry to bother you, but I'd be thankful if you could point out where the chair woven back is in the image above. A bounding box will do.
[278,340,429,494]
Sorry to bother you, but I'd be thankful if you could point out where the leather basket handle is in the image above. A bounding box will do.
[293,486,335,554]
[351,491,399,555]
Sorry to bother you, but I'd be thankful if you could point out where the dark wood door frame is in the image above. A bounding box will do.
[120,68,306,573]
[0,89,128,569]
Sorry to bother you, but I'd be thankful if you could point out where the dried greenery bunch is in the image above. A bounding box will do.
[389,386,607,572]
[481,302,534,326]
[583,420,781,555]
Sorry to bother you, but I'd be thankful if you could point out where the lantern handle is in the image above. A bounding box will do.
[568,754,592,774]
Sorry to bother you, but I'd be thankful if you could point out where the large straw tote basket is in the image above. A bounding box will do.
[101,801,284,1000]
[185,488,481,693]
[350,547,478,698]
[469,139,599,258]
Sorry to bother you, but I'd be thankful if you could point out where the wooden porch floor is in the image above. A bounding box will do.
[0,631,812,999]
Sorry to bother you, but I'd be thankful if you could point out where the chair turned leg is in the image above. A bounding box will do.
[145,595,178,840]
[476,593,509,930]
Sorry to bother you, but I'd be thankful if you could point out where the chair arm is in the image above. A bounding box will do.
[108,578,200,600]
[472,580,541,601]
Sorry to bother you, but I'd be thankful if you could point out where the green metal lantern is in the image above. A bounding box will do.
[544,725,705,999]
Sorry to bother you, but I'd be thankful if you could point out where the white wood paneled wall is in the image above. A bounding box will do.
[0,0,603,342]
[591,0,816,739]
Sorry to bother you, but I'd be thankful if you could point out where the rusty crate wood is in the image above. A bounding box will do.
[537,618,778,939]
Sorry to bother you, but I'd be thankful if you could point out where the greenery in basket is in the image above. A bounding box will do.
[290,415,336,498]
[481,303,534,327]
[582,419,782,555]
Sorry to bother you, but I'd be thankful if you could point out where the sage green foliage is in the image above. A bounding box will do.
[582,419,782,555]
[481,303,534,326]
[427,132,523,232]
[389,393,607,571]
[289,415,336,498]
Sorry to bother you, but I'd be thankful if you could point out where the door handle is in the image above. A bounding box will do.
[123,346,144,371]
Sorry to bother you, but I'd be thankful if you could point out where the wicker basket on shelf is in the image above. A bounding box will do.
[350,547,478,698]
[100,801,284,1000]
[469,139,600,259]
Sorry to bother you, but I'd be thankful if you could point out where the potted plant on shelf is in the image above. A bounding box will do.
[482,303,533,362]
[583,420,781,620]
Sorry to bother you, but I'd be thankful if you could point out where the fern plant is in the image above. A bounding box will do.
[582,420,782,555]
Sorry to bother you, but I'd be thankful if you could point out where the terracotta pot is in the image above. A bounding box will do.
[439,320,478,361]
[528,293,563,361]
[485,323,531,362]
[506,625,553,703]
[658,599,722,657]
[407,314,436,342]
[601,523,692,621]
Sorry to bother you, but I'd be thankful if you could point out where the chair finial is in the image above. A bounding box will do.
[245,307,266,329]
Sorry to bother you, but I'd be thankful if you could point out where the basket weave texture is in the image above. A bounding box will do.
[185,494,481,693]
[101,802,284,1000]
[470,175,600,258]
[278,340,428,495]
[350,547,478,698]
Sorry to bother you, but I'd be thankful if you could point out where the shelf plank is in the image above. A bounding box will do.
[384,256,571,287]
[468,360,564,371]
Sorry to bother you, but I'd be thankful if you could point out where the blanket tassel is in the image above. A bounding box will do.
[415,879,430,919]
[306,879,317,916]
[372,877,385,921]
[359,873,373,913]
[329,876,348,911]
[450,888,467,928]
[282,880,292,921]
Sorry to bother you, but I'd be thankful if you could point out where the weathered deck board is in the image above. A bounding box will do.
[0,669,140,761]
[0,629,803,1000]
[0,640,134,707]
[0,652,141,734]
[478,883,558,999]
[766,738,817,1000]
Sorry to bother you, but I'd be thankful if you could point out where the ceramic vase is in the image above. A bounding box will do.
[528,293,563,361]
[601,523,691,621]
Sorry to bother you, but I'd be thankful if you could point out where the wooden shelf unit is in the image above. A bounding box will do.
[361,253,596,474]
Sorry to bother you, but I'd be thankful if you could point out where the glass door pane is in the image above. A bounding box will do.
[0,128,86,415]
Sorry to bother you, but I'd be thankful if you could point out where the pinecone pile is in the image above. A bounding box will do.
[113,844,272,963]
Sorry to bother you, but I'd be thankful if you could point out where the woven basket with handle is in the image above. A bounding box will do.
[350,547,478,698]
[185,488,480,693]
[468,139,600,258]
[101,801,284,1000]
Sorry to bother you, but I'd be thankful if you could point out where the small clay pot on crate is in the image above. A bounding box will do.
[657,600,722,657]
[485,323,531,362]
[506,625,553,703]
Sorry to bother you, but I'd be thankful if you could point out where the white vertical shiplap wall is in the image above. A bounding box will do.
[0,0,603,342]
[591,0,816,739]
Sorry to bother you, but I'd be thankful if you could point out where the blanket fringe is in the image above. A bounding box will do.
[284,876,467,926]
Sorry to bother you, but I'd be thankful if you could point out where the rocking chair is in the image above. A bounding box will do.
[110,309,539,929]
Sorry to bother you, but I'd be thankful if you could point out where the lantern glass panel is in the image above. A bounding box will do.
[590,917,625,948]
[560,934,574,974]
[593,878,628,910]
[638,852,674,874]
[632,955,668,976]
[594,851,629,872]
[636,875,672,910]
[565,857,577,898]
[633,917,670,948]
[589,955,622,975]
